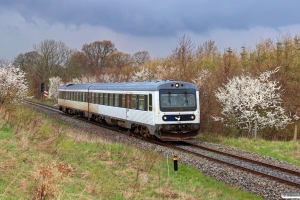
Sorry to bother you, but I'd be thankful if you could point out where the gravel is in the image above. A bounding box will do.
[32,104,300,200]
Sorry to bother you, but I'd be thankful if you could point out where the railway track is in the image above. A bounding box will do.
[26,100,300,189]
[170,142,300,188]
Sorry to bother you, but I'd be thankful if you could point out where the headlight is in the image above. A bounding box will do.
[191,115,195,120]
[163,116,168,121]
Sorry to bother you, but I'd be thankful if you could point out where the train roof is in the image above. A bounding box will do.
[58,81,199,91]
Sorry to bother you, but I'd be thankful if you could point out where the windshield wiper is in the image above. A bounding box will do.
[184,92,188,104]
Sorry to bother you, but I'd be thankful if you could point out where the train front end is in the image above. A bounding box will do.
[155,82,200,141]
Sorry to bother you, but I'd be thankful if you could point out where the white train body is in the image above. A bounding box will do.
[58,81,200,141]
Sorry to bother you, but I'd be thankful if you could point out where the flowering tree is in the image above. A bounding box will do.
[130,67,155,82]
[192,69,211,90]
[0,62,28,106]
[48,77,62,100]
[213,67,294,133]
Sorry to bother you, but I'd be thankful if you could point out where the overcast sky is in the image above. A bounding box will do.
[1,0,300,61]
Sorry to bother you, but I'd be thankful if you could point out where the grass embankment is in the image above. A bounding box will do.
[199,132,300,167]
[0,105,261,199]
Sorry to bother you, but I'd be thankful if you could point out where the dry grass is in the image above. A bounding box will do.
[0,105,261,199]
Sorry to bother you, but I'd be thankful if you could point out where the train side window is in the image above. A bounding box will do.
[121,94,126,108]
[104,93,108,105]
[95,93,98,104]
[70,92,73,100]
[132,94,137,109]
[114,94,119,107]
[91,93,94,103]
[149,94,152,111]
[83,93,85,102]
[66,92,69,100]
[144,95,148,111]
[79,92,81,101]
[138,95,144,110]
[99,93,103,105]
[119,94,123,107]
[109,93,114,106]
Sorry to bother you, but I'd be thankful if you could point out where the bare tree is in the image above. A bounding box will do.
[81,40,117,75]
[13,51,41,97]
[33,39,75,91]
[170,34,196,81]
[132,51,150,66]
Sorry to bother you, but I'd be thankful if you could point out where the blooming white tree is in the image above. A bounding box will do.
[213,67,293,133]
[0,63,28,105]
[192,69,211,89]
[130,67,155,82]
[48,76,62,100]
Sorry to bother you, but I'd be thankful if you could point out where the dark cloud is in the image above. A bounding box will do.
[1,0,300,36]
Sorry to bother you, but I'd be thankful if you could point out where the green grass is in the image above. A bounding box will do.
[198,132,300,167]
[0,106,262,199]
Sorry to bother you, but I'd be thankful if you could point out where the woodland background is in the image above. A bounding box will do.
[7,33,300,140]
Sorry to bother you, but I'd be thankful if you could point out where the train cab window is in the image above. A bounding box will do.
[104,93,108,105]
[132,94,137,109]
[149,94,152,111]
[109,94,114,106]
[138,95,144,110]
[99,93,103,105]
[114,94,119,107]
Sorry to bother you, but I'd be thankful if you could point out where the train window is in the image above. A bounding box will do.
[149,94,152,111]
[99,93,103,105]
[114,94,119,107]
[138,95,144,110]
[121,94,125,108]
[75,92,78,101]
[119,94,123,107]
[95,93,98,104]
[91,93,94,103]
[70,92,73,100]
[144,95,148,111]
[66,92,69,100]
[132,94,137,109]
[82,92,84,102]
[109,93,114,106]
[78,92,82,102]
[104,93,108,105]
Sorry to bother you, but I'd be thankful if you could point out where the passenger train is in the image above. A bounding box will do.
[57,80,200,141]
